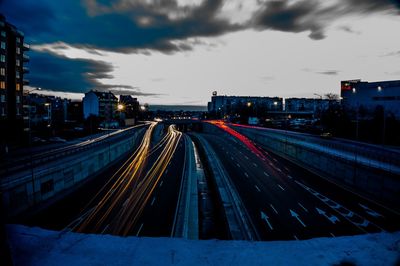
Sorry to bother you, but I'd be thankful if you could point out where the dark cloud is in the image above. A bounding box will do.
[253,0,400,40]
[316,70,339,75]
[28,50,157,96]
[1,0,400,51]
[0,0,239,54]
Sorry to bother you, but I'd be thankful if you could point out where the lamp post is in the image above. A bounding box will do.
[117,103,124,127]
[26,87,41,204]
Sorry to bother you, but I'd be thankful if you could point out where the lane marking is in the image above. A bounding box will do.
[136,223,144,236]
[269,162,273,166]
[288,175,293,179]
[277,184,285,191]
[298,203,309,212]
[245,156,249,160]
[294,235,299,240]
[270,204,278,214]
[277,168,282,172]
[263,172,270,177]
[159,180,164,187]
[284,167,290,171]
[244,172,249,178]
[236,163,241,167]
[260,211,273,230]
[253,163,258,167]
[255,185,261,192]
[165,169,168,174]
[151,197,156,206]
[290,209,306,227]
[330,232,336,237]
[231,156,234,160]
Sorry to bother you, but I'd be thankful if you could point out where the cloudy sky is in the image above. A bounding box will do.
[2,0,400,105]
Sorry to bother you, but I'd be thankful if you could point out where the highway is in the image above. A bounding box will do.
[21,123,187,237]
[198,121,400,240]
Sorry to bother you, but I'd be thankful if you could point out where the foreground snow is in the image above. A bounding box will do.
[7,225,400,266]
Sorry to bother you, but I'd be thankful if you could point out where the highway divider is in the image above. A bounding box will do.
[171,135,199,239]
[193,133,259,241]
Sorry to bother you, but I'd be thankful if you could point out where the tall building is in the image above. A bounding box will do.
[83,90,118,120]
[0,15,29,150]
[341,79,400,118]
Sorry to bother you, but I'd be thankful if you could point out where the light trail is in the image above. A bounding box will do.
[74,123,182,236]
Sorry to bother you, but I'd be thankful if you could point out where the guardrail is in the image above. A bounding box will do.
[0,124,149,178]
[231,124,400,168]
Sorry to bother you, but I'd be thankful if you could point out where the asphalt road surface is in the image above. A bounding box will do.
[200,131,400,241]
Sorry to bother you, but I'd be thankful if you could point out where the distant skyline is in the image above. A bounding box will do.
[2,0,400,105]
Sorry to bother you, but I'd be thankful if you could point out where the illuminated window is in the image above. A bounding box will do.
[16,83,20,91]
[16,59,20,66]
[16,95,20,103]
[16,37,21,43]
[16,47,20,54]
[0,31,5,37]
[0,42,5,49]
[0,95,5,102]
[16,107,20,115]
[0,68,4,76]
[0,81,5,89]
[0,55,5,62]
[16,71,20,79]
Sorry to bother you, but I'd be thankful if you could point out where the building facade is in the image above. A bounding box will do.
[83,90,118,120]
[341,79,400,118]
[285,98,334,114]
[0,15,29,150]
[207,94,283,115]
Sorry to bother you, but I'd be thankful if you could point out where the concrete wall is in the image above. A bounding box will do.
[2,128,145,217]
[202,122,400,209]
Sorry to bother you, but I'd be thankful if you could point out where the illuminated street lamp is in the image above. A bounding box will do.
[117,103,124,111]
[247,102,252,107]
[377,86,382,92]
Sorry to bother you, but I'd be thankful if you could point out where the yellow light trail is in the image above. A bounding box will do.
[74,123,182,236]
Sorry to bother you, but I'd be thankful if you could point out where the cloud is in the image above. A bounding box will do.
[252,0,400,40]
[382,50,400,57]
[316,70,339,75]
[28,50,159,96]
[2,0,400,52]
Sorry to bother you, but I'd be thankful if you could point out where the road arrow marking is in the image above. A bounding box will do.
[316,208,340,224]
[359,203,384,218]
[290,209,306,227]
[261,211,273,230]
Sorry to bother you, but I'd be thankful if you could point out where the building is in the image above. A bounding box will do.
[119,95,139,119]
[341,79,400,118]
[207,93,283,116]
[0,15,29,150]
[83,90,118,120]
[285,98,335,116]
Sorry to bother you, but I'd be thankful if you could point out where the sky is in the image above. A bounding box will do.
[1,0,400,105]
